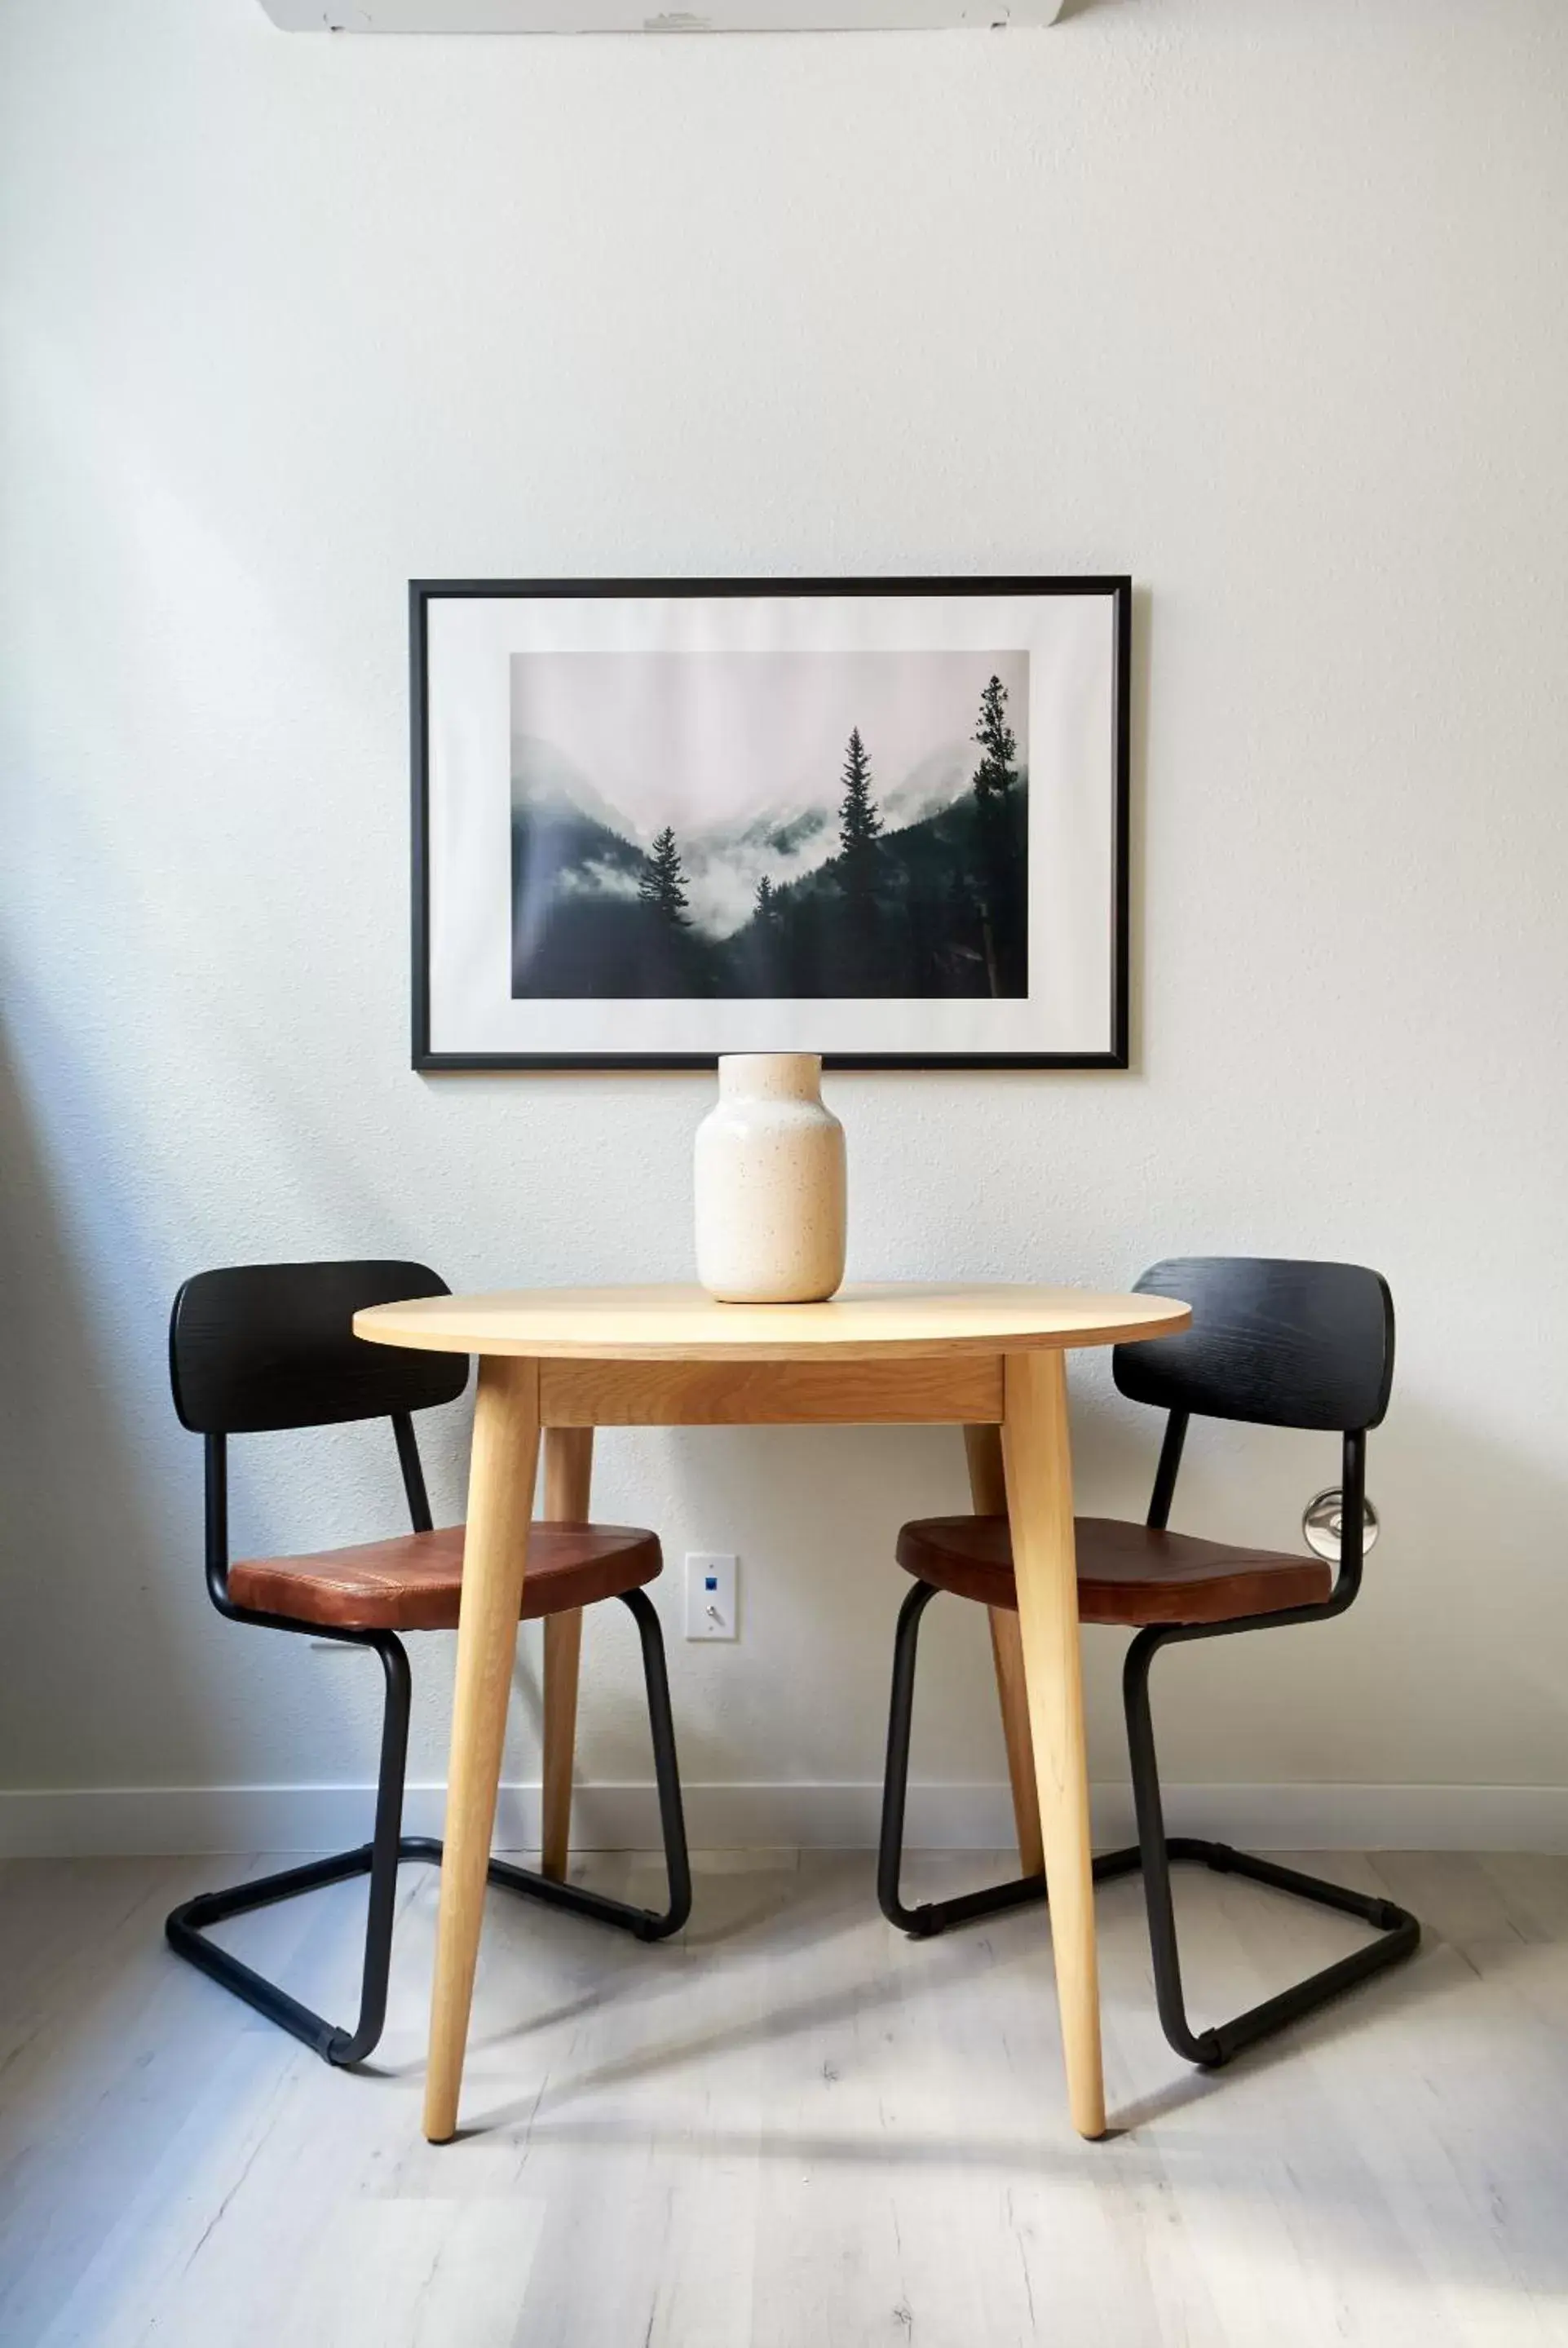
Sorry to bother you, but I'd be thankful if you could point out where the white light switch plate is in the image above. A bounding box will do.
[685,1552,738,1640]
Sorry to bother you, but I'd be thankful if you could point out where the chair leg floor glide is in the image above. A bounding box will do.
[877,1579,1420,2069]
[167,1587,691,2068]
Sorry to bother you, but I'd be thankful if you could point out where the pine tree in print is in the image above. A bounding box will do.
[638,826,691,926]
[968,674,1023,998]
[971,675,1018,803]
[837,727,882,860]
[753,874,779,923]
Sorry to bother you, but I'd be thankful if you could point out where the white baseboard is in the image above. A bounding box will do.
[2,1780,1567,1859]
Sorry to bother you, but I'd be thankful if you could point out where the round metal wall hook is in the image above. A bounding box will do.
[1302,1487,1380,1563]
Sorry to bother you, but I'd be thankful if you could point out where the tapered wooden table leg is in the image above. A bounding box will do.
[965,1426,1044,1877]
[424,1355,541,2145]
[540,1427,593,1883]
[1000,1351,1105,2140]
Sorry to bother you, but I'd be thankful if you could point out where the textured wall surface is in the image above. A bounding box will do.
[1,0,1565,1815]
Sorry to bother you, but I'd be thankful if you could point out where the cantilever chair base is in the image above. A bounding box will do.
[879,1832,1417,2072]
[168,1828,687,2070]
[878,1576,1420,2071]
[166,1584,691,2070]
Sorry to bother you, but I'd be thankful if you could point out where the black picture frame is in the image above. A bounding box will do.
[411,574,1131,1072]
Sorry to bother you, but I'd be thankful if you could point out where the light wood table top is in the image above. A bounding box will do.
[355,1281,1191,1362]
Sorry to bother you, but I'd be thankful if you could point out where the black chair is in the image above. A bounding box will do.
[879,1257,1420,2069]
[165,1259,691,2068]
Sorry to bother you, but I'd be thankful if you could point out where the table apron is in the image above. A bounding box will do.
[537,1355,1005,1428]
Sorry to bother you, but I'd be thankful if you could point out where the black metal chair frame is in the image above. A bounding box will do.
[878,1264,1420,2071]
[166,1266,691,2069]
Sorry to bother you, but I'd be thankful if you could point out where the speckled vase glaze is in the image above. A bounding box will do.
[694,1054,847,1304]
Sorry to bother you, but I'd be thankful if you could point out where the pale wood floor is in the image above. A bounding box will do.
[2,1847,1568,2346]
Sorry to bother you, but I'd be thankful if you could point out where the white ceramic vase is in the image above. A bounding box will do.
[694,1054,847,1304]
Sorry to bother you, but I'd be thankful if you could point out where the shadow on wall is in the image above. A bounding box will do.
[0,983,448,1803]
[0,966,486,1811]
[0,997,210,1792]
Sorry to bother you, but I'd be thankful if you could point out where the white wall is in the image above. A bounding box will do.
[2,0,1566,1846]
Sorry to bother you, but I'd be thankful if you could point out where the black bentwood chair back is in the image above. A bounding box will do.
[166,1260,691,2069]
[880,1257,1419,2072]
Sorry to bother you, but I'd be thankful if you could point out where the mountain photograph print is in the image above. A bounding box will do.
[509,651,1029,1003]
[413,579,1129,1069]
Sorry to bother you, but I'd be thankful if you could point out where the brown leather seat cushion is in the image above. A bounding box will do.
[228,1522,661,1633]
[896,1514,1331,1627]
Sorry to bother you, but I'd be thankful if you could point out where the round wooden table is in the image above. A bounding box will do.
[356,1281,1191,2144]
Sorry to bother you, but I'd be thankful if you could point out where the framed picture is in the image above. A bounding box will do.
[411,575,1130,1070]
